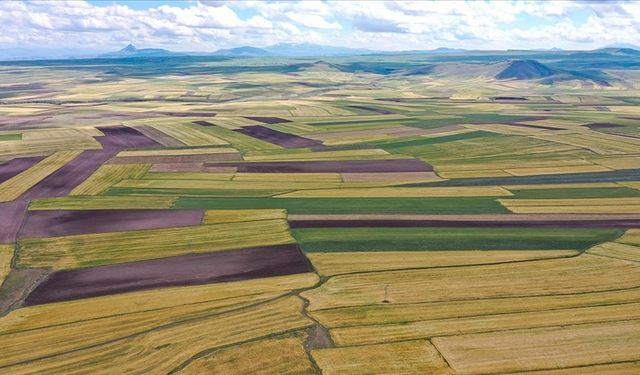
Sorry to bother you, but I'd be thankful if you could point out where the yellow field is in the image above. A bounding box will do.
[143,171,234,180]
[340,172,440,184]
[29,195,177,210]
[0,135,100,158]
[18,218,295,268]
[330,302,640,346]
[278,186,513,198]
[114,178,358,191]
[116,147,239,157]
[587,241,640,262]
[0,296,313,374]
[0,244,13,287]
[179,332,315,375]
[310,287,640,329]
[307,250,578,276]
[202,208,286,224]
[500,197,640,214]
[243,148,399,161]
[150,123,229,146]
[0,151,83,202]
[433,319,640,374]
[312,340,452,375]
[504,164,611,176]
[69,164,151,195]
[302,255,640,311]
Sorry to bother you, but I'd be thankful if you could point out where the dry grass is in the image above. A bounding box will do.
[310,287,640,329]
[202,209,286,224]
[18,218,295,268]
[331,302,640,346]
[308,250,578,276]
[0,151,83,202]
[150,123,229,146]
[1,296,313,374]
[433,319,640,374]
[116,147,239,157]
[587,241,640,262]
[0,244,13,287]
[278,186,513,198]
[302,255,640,311]
[504,164,611,176]
[179,331,315,375]
[500,197,640,214]
[29,195,177,210]
[69,164,151,196]
[312,340,452,375]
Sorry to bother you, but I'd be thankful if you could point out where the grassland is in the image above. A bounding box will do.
[1,52,639,373]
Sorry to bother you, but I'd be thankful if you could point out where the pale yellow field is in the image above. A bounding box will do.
[307,250,578,276]
[302,256,640,311]
[149,123,229,146]
[433,319,640,374]
[278,186,513,198]
[18,218,295,268]
[116,147,239,157]
[29,195,177,210]
[243,148,399,161]
[587,241,640,262]
[504,164,611,176]
[310,287,640,329]
[1,296,313,374]
[0,244,13,287]
[500,197,640,214]
[69,164,151,195]
[0,151,83,202]
[312,340,452,375]
[179,332,315,375]
[202,208,286,224]
[0,135,100,158]
[330,302,640,346]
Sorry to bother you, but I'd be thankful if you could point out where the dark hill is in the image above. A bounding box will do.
[496,60,555,80]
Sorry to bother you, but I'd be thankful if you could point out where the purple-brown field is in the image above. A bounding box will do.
[23,244,313,305]
[20,209,205,238]
[0,200,29,243]
[0,156,45,183]
[207,159,433,173]
[243,116,292,124]
[235,125,325,148]
[107,153,242,164]
[347,105,394,114]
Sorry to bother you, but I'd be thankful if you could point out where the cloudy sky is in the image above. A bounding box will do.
[1,0,639,55]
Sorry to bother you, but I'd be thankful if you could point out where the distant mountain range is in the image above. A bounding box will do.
[95,43,467,58]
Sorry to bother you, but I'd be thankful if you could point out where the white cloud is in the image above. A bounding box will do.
[0,0,639,54]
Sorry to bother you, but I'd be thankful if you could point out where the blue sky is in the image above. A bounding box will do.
[1,1,638,55]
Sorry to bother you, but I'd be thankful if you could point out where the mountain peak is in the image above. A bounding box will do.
[496,59,555,80]
[121,44,137,53]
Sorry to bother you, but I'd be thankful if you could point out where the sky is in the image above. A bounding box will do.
[0,0,639,56]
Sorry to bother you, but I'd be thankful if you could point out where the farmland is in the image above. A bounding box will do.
[0,49,639,374]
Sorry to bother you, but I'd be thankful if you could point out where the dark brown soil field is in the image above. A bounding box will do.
[504,122,563,130]
[207,159,433,173]
[347,105,394,115]
[21,150,111,199]
[20,209,205,238]
[584,122,624,130]
[108,153,242,165]
[235,125,325,149]
[23,244,313,305]
[96,125,162,151]
[243,116,292,124]
[192,120,216,127]
[19,126,161,200]
[158,112,217,117]
[0,156,45,183]
[0,200,29,243]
